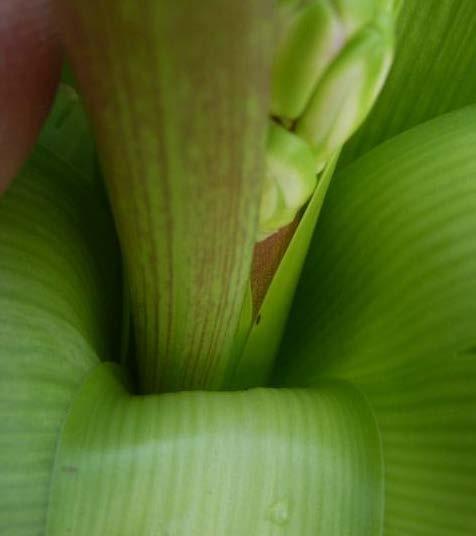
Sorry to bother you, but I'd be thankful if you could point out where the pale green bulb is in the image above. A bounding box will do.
[259,122,317,240]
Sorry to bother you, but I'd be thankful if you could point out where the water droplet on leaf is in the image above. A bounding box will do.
[268,498,290,526]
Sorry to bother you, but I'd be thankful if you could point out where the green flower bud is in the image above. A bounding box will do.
[259,0,398,239]
[271,0,397,120]
[296,16,394,171]
[259,122,317,240]
[271,0,344,119]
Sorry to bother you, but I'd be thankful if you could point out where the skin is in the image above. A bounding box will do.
[0,0,60,194]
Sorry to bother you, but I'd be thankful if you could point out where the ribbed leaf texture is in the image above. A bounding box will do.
[277,107,476,534]
[2,2,476,535]
[57,0,273,392]
[0,84,121,534]
[0,147,121,534]
[341,0,476,166]
[47,364,383,535]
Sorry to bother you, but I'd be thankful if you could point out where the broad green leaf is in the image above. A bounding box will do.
[340,0,476,166]
[358,352,476,536]
[0,148,121,532]
[277,107,476,534]
[47,363,383,536]
[57,0,274,392]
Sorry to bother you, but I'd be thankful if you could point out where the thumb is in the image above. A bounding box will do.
[0,0,61,194]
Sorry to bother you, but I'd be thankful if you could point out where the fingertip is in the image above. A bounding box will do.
[0,0,61,193]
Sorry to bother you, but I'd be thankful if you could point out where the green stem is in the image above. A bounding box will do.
[57,0,274,393]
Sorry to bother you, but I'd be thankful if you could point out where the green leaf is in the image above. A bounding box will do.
[0,145,121,532]
[47,363,383,535]
[358,352,476,535]
[232,152,338,389]
[277,107,476,534]
[61,63,78,89]
[58,0,274,392]
[38,84,96,181]
[340,0,476,166]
